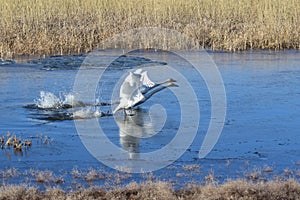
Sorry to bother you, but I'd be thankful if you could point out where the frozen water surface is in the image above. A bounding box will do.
[0,50,299,188]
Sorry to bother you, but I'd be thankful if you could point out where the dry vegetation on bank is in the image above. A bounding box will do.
[1,166,300,199]
[1,179,300,199]
[0,0,299,58]
[1,165,299,199]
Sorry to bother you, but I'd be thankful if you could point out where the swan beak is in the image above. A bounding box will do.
[168,83,179,87]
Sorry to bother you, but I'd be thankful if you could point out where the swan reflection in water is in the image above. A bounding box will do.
[115,107,166,159]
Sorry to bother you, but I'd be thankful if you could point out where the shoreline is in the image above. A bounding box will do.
[1,49,299,65]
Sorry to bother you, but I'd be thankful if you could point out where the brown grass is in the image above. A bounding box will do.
[0,179,300,199]
[0,0,299,59]
[1,166,300,199]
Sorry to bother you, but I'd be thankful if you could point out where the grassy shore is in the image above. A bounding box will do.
[1,179,300,199]
[0,166,300,199]
[0,0,299,58]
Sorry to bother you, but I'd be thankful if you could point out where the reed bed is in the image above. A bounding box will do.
[0,0,299,58]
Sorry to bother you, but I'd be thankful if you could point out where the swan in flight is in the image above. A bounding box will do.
[113,69,178,114]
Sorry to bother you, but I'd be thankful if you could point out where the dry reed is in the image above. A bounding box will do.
[0,0,299,58]
[1,179,300,199]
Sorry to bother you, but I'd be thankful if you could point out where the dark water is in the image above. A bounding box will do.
[0,50,299,189]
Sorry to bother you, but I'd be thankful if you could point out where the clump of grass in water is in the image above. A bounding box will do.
[1,132,32,153]
[0,168,19,179]
[1,131,53,159]
[0,0,299,58]
[84,168,105,184]
[34,170,64,185]
[182,164,200,171]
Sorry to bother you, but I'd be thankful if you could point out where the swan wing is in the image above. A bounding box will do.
[140,71,155,88]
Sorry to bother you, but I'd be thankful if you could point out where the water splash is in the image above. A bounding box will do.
[72,108,104,119]
[62,93,86,108]
[33,91,85,109]
[35,91,62,109]
[26,91,111,121]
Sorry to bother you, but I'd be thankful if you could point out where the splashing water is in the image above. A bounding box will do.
[72,108,104,119]
[62,93,76,105]
[34,91,85,109]
[62,93,86,108]
[29,91,111,120]
[35,91,62,109]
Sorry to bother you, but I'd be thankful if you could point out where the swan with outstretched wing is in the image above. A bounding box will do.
[113,69,178,114]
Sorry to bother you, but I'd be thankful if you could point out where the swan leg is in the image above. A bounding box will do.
[123,108,127,120]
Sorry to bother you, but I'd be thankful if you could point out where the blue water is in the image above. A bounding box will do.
[0,50,299,189]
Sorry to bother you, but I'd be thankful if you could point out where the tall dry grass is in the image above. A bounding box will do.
[0,0,299,58]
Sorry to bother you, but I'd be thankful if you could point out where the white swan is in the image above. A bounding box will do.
[113,69,178,114]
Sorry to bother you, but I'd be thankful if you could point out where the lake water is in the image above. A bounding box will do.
[0,50,299,189]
